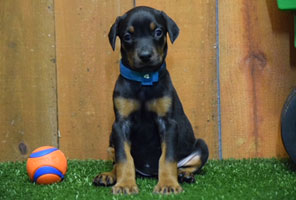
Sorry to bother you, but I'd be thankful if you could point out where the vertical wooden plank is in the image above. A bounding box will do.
[55,0,134,159]
[136,1,219,158]
[0,0,57,161]
[220,0,295,158]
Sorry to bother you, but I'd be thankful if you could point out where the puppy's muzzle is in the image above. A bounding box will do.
[138,49,152,63]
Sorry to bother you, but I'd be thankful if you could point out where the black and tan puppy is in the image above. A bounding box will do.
[93,6,209,195]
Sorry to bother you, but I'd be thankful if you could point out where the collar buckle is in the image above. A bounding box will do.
[143,74,150,79]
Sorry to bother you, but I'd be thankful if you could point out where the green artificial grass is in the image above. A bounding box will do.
[1,159,296,200]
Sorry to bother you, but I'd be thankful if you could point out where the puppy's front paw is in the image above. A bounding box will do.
[154,181,183,194]
[93,172,116,187]
[112,182,139,194]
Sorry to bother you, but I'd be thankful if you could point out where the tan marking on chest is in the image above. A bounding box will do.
[114,97,140,117]
[147,96,172,117]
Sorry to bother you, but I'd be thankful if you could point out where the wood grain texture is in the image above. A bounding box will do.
[136,0,219,158]
[0,0,57,161]
[3,0,292,161]
[219,0,296,158]
[55,0,134,159]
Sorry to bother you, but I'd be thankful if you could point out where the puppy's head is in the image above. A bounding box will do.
[108,6,179,72]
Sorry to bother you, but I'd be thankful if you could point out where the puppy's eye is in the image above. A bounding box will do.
[154,28,163,38]
[123,33,132,42]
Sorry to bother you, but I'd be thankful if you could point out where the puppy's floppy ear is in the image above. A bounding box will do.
[161,11,179,44]
[108,16,122,51]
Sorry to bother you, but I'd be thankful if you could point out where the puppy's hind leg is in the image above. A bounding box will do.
[177,139,208,183]
[93,147,117,187]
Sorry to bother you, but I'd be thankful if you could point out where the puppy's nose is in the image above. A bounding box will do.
[139,50,152,62]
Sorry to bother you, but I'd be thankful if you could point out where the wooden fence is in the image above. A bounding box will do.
[1,0,295,161]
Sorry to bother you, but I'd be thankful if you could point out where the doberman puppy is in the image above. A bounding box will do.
[93,6,209,195]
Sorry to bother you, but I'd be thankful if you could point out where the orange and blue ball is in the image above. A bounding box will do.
[26,146,67,184]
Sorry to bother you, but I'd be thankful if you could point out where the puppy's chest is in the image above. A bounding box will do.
[114,96,172,118]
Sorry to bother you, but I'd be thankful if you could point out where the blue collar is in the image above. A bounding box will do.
[120,60,166,86]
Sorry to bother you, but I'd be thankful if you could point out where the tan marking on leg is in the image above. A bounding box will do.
[99,168,116,184]
[177,167,196,184]
[184,156,202,168]
[112,143,138,194]
[114,97,140,118]
[93,165,116,187]
[179,154,202,169]
[177,154,202,184]
[178,166,199,174]
[107,147,115,161]
[178,153,202,173]
[154,143,182,194]
[147,96,172,117]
